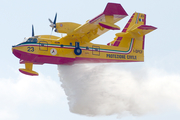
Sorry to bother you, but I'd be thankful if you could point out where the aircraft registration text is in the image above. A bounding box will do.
[106,54,137,60]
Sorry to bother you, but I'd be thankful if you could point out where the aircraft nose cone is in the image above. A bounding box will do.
[12,47,22,59]
[12,45,16,48]
[12,45,15,54]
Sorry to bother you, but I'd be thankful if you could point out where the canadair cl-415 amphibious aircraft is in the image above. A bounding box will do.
[12,3,157,76]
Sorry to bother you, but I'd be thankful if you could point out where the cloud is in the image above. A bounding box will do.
[0,110,18,120]
[58,64,180,117]
[0,74,62,120]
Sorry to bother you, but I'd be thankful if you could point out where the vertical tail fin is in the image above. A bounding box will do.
[122,12,146,33]
[106,12,157,62]
[109,12,157,50]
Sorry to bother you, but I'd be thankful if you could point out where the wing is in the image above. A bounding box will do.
[62,3,128,42]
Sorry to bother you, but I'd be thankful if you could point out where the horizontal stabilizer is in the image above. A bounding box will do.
[130,25,157,36]
[138,25,157,30]
[116,25,157,40]
[99,22,120,30]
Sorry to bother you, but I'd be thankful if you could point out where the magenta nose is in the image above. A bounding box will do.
[12,48,22,59]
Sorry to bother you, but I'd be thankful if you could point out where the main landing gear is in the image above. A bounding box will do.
[74,42,82,55]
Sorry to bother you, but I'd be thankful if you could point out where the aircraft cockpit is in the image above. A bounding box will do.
[23,37,38,43]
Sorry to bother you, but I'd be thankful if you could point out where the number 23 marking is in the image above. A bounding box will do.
[27,47,34,52]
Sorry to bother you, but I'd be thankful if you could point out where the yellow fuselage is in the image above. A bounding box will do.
[12,35,144,65]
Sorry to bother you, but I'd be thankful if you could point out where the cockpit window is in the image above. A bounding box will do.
[26,38,38,43]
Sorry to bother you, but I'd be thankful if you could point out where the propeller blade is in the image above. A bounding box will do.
[53,13,57,25]
[32,25,34,37]
[48,18,53,23]
[49,13,57,35]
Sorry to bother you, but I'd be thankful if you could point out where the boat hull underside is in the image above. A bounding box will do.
[13,49,141,65]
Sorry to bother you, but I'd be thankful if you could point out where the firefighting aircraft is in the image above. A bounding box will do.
[12,3,157,76]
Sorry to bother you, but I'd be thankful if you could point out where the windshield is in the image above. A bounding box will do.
[23,37,38,43]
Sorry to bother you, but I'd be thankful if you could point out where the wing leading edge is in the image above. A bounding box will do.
[62,3,128,43]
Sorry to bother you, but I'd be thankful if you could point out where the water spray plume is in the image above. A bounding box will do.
[58,64,180,117]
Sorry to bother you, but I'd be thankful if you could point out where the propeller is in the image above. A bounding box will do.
[32,25,35,37]
[49,13,57,32]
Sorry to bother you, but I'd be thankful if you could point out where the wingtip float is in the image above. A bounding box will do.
[12,3,157,76]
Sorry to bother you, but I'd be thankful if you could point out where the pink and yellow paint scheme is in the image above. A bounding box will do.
[12,3,157,76]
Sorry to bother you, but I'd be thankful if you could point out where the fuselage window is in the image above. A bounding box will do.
[61,44,63,47]
[86,46,89,50]
[70,43,72,46]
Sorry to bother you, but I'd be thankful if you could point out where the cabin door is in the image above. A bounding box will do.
[39,41,48,51]
[92,45,100,56]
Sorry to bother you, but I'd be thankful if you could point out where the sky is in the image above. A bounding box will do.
[1,0,180,120]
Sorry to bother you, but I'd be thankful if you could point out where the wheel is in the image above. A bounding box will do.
[74,47,82,55]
